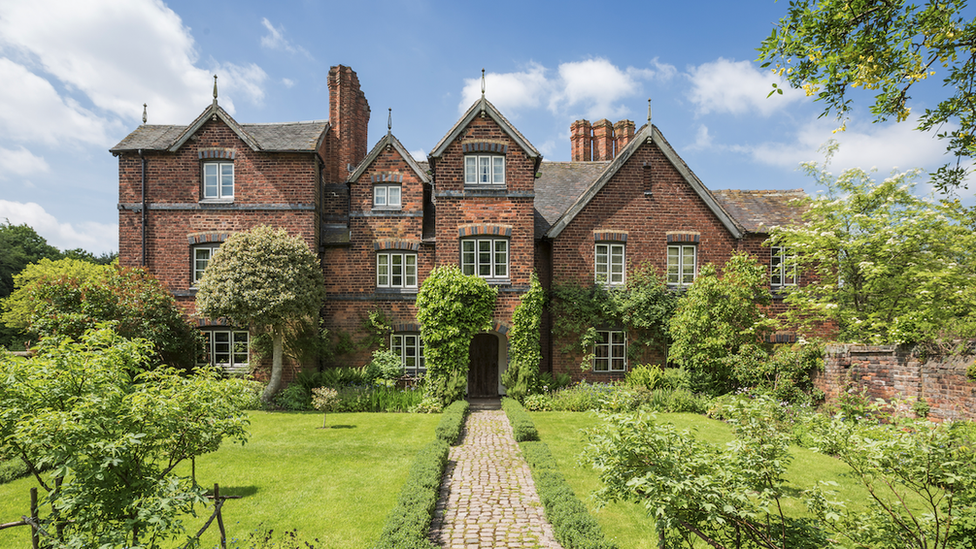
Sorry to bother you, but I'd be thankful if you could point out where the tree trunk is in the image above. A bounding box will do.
[262,326,284,402]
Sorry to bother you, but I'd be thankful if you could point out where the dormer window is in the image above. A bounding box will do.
[203,162,234,200]
[464,155,505,185]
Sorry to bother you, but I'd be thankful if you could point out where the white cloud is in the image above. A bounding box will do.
[0,146,49,177]
[460,63,550,113]
[746,117,948,176]
[689,125,713,150]
[458,58,675,120]
[0,58,114,145]
[282,78,296,88]
[409,149,427,161]
[0,200,117,253]
[212,62,268,107]
[0,0,267,127]
[687,58,803,117]
[260,18,312,59]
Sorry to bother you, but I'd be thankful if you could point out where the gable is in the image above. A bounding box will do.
[347,132,430,184]
[544,124,743,240]
[429,97,541,161]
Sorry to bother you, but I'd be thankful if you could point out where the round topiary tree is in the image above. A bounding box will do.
[196,225,325,402]
[415,265,497,405]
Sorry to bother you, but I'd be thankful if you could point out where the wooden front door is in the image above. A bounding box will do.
[468,333,499,398]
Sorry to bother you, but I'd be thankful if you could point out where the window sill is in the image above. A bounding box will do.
[199,198,235,205]
[372,206,402,212]
[482,278,511,286]
[376,287,419,294]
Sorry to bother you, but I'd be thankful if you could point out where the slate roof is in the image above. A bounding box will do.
[711,189,807,233]
[534,161,610,235]
[111,114,329,153]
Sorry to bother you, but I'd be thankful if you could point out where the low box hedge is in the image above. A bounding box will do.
[501,397,538,441]
[435,400,469,445]
[372,439,448,549]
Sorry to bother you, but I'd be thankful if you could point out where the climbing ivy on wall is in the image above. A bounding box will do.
[501,273,545,401]
[416,266,497,404]
[551,262,677,370]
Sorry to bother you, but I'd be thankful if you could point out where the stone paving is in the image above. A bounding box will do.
[429,409,563,549]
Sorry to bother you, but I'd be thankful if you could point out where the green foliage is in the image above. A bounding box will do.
[584,395,828,549]
[0,221,62,299]
[624,364,663,391]
[731,342,826,405]
[372,440,448,549]
[197,225,326,401]
[519,441,618,549]
[769,153,976,345]
[0,327,252,549]
[668,252,777,395]
[1,258,202,369]
[367,348,405,386]
[274,383,312,411]
[415,266,497,404]
[0,454,28,485]
[758,0,976,192]
[434,400,470,445]
[501,397,539,442]
[501,273,545,401]
[806,411,976,548]
[552,262,677,370]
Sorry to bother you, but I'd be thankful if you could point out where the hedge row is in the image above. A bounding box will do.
[435,400,469,445]
[502,398,617,549]
[500,397,538,441]
[0,456,28,485]
[371,439,448,549]
[373,399,469,549]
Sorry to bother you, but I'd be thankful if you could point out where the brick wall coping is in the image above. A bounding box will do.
[825,344,902,355]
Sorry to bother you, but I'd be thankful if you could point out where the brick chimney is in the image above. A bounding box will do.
[613,120,635,154]
[328,65,371,182]
[592,119,614,161]
[570,119,592,161]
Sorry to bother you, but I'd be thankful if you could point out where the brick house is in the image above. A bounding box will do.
[113,65,803,394]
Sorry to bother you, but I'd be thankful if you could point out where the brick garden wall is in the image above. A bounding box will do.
[816,344,976,421]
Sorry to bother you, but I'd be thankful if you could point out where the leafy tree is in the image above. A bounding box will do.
[501,273,545,401]
[768,149,976,345]
[1,258,201,368]
[758,0,976,191]
[0,221,62,299]
[415,265,497,404]
[196,225,326,402]
[0,327,252,549]
[668,252,777,395]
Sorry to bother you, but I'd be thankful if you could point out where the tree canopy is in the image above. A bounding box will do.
[1,258,201,367]
[0,327,252,549]
[758,0,976,191]
[768,148,976,346]
[196,225,325,401]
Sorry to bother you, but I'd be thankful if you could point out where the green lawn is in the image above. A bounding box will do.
[0,411,440,549]
[531,411,873,549]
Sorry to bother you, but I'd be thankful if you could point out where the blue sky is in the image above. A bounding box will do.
[0,0,970,255]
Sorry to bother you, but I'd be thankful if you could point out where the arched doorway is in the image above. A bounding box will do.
[468,333,499,397]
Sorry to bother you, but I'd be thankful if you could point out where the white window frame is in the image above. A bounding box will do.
[192,244,220,286]
[594,330,626,372]
[464,155,505,185]
[667,245,697,288]
[595,243,625,286]
[203,161,234,200]
[770,246,797,287]
[373,184,402,209]
[461,237,509,280]
[199,329,249,372]
[391,333,425,376]
[376,252,418,290]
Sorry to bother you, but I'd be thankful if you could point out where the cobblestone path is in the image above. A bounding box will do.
[429,409,563,549]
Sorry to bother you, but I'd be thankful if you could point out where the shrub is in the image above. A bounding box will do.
[625,364,663,390]
[523,393,554,412]
[659,366,691,391]
[501,397,538,442]
[0,454,28,484]
[273,383,312,411]
[372,440,448,549]
[435,400,469,445]
[520,441,617,549]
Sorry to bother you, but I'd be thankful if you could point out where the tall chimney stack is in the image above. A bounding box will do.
[592,119,614,161]
[570,119,592,161]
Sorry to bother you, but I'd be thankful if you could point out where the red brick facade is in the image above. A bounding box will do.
[114,65,806,395]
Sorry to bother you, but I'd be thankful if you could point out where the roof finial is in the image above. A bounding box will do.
[213,75,218,104]
[481,68,486,97]
[388,108,392,135]
[647,98,652,124]
[142,103,147,124]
